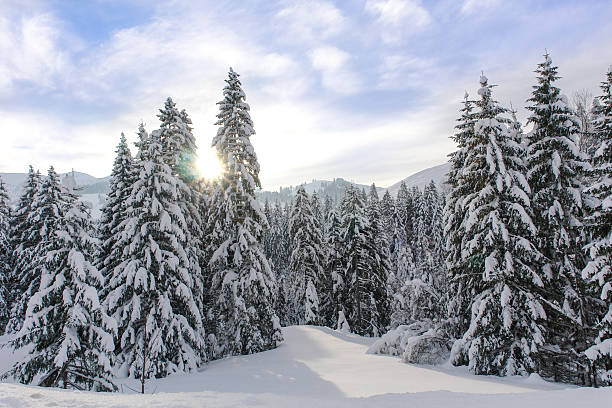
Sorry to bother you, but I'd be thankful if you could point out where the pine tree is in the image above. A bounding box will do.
[97,133,135,285]
[444,92,478,339]
[339,186,388,336]
[11,167,115,391]
[158,100,205,328]
[288,187,326,325]
[6,166,43,333]
[525,54,594,358]
[104,131,206,380]
[450,76,546,376]
[380,191,395,254]
[207,68,282,357]
[403,182,446,323]
[582,67,612,380]
[366,184,391,334]
[325,201,346,329]
[271,201,291,326]
[0,177,11,333]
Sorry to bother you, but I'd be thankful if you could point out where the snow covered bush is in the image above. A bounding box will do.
[368,320,450,365]
[403,329,451,365]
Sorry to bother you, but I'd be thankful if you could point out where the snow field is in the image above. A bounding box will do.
[2,326,610,407]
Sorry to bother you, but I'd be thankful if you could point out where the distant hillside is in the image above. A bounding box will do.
[2,163,451,211]
[0,171,110,216]
[385,162,450,196]
[257,178,385,205]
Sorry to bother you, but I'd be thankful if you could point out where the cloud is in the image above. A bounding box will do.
[308,46,362,94]
[461,0,501,15]
[275,1,348,43]
[0,8,70,91]
[378,54,436,89]
[365,0,432,44]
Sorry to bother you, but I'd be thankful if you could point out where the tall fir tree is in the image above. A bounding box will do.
[324,201,346,329]
[582,67,612,380]
[97,133,135,285]
[158,100,205,326]
[288,187,326,325]
[366,184,391,334]
[525,54,594,358]
[450,76,546,376]
[104,130,206,380]
[444,92,478,339]
[339,186,389,336]
[6,167,43,333]
[0,177,11,333]
[11,167,116,391]
[401,182,446,323]
[207,68,282,357]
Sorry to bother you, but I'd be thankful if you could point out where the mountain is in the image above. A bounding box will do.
[0,171,110,218]
[1,162,451,212]
[257,163,450,205]
[258,178,385,205]
[384,162,450,196]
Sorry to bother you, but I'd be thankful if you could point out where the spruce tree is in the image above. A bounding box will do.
[6,166,43,333]
[403,182,446,323]
[583,68,612,380]
[288,187,326,325]
[444,92,478,339]
[525,54,594,358]
[325,201,346,329]
[366,184,391,334]
[0,177,11,333]
[450,76,546,375]
[97,133,135,285]
[158,100,205,326]
[104,131,206,380]
[207,68,282,356]
[11,167,115,391]
[339,186,388,336]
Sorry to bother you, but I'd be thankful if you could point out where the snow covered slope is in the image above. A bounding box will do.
[385,162,450,196]
[1,326,609,407]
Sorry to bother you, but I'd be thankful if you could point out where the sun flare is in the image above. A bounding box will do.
[197,147,222,180]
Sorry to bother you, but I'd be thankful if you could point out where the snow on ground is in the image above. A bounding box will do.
[1,326,610,407]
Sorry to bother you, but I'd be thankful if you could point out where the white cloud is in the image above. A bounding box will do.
[0,10,70,91]
[308,46,362,94]
[378,54,436,89]
[365,0,432,44]
[275,1,347,43]
[461,0,501,15]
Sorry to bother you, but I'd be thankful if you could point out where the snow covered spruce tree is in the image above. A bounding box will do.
[269,200,291,326]
[365,184,391,331]
[10,167,116,391]
[104,130,206,381]
[97,133,135,285]
[6,166,43,333]
[339,186,389,336]
[444,92,478,339]
[449,75,546,376]
[582,67,612,382]
[288,187,327,325]
[525,54,596,363]
[324,200,347,329]
[206,68,282,357]
[158,100,205,319]
[0,177,12,333]
[400,182,447,323]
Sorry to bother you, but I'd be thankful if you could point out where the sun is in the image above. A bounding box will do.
[197,147,223,180]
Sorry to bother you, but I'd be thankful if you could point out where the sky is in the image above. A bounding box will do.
[1,0,611,190]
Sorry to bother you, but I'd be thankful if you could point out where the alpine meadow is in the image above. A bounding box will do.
[0,1,611,407]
